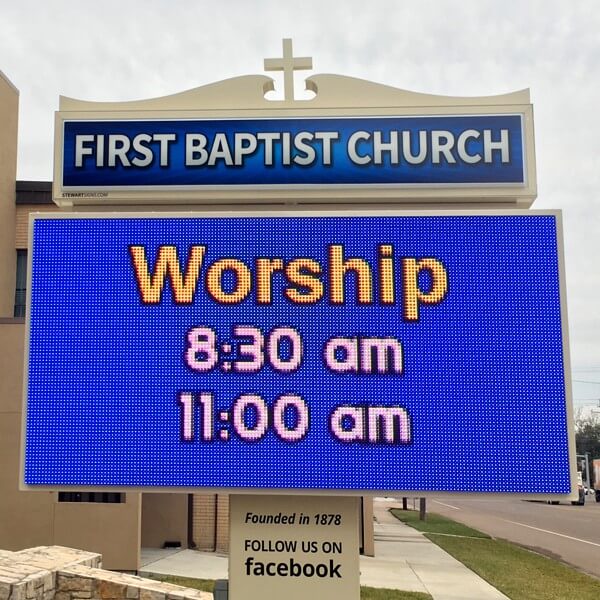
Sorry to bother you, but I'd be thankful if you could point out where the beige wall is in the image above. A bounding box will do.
[53,494,141,571]
[141,493,187,549]
[0,413,56,549]
[0,321,141,571]
[361,498,374,557]
[0,72,18,317]
[0,322,56,549]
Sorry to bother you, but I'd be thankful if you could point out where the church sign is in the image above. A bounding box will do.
[27,39,573,501]
[25,39,574,600]
[52,42,536,206]
[61,114,525,189]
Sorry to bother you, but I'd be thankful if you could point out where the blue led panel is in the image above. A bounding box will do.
[23,214,571,493]
[61,115,524,188]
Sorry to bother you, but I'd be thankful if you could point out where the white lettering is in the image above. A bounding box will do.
[257,132,280,166]
[234,133,258,166]
[431,130,456,164]
[293,131,316,166]
[186,134,209,166]
[314,131,339,165]
[107,134,131,167]
[457,129,481,164]
[75,135,95,167]
[71,125,510,172]
[153,133,176,167]
[484,129,510,163]
[208,133,234,166]
[282,132,291,166]
[373,130,399,165]
[131,134,154,167]
[96,135,104,167]
[402,130,427,164]
[347,131,371,164]
[360,338,403,374]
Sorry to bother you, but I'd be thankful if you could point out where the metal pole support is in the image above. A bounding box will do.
[419,497,426,521]
[214,579,228,600]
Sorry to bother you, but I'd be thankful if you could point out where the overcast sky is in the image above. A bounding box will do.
[2,1,599,410]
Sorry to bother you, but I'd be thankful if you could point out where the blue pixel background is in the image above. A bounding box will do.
[24,215,570,493]
[62,115,524,187]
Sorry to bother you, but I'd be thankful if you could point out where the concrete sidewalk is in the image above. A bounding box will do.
[139,499,508,600]
[364,500,509,599]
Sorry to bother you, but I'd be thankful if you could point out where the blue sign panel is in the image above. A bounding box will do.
[62,115,525,188]
[24,214,569,493]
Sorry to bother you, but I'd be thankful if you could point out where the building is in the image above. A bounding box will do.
[0,68,375,571]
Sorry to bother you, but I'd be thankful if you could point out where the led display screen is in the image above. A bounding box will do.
[23,213,571,493]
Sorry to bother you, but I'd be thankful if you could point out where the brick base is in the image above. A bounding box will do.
[0,547,211,600]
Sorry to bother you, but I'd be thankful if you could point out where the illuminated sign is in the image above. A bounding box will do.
[60,115,525,189]
[22,212,571,493]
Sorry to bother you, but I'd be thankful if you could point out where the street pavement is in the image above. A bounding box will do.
[429,495,600,579]
[140,498,509,599]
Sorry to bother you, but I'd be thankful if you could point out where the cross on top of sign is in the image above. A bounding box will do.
[264,38,313,101]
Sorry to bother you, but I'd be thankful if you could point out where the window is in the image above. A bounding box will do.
[14,249,27,317]
[58,492,125,503]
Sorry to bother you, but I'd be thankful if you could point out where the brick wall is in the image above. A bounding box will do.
[191,495,229,554]
[191,495,216,552]
[215,496,229,554]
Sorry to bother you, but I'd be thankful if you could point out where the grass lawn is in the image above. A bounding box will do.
[150,574,432,599]
[361,588,431,600]
[390,508,489,538]
[145,574,215,593]
[392,509,600,600]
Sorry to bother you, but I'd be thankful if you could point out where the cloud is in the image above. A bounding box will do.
[1,0,599,382]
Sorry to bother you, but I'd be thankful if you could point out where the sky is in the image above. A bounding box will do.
[1,0,599,412]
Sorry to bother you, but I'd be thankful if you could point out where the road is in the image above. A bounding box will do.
[420,495,600,579]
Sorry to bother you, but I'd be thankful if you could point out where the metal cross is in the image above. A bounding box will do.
[264,38,313,101]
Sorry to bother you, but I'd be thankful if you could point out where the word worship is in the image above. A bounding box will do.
[129,243,449,320]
